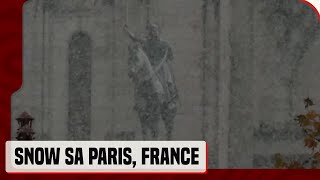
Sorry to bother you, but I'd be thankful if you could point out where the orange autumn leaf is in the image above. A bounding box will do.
[306,111,318,121]
[296,115,310,127]
[288,161,304,169]
[304,136,318,149]
[301,118,311,127]
[314,122,320,131]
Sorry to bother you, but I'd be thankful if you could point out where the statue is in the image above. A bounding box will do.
[124,23,179,140]
[16,112,35,141]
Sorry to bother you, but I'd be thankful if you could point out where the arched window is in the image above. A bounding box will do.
[68,32,92,140]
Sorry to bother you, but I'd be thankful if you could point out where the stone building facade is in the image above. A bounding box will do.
[12,0,320,168]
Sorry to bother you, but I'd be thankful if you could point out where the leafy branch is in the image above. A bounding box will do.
[274,98,320,169]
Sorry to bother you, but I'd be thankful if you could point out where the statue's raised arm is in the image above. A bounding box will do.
[123,24,144,44]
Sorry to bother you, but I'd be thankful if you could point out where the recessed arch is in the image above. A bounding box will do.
[67,31,92,140]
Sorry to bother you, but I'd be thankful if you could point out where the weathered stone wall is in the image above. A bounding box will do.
[252,0,319,167]
[12,0,320,168]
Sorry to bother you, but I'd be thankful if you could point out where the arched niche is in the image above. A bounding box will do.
[67,31,92,140]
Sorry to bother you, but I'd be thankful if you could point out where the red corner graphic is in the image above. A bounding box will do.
[300,0,320,22]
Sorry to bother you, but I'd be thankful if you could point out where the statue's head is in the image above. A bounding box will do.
[147,23,160,41]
